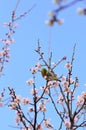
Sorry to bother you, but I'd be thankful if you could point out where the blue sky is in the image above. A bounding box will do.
[0,0,86,130]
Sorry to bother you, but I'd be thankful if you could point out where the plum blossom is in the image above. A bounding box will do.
[15,116,20,124]
[0,38,14,45]
[35,62,41,69]
[38,103,47,112]
[9,102,17,110]
[64,87,70,93]
[44,119,53,129]
[38,101,47,112]
[62,81,69,87]
[41,86,49,94]
[13,24,18,28]
[81,92,86,99]
[57,19,64,25]
[41,107,46,112]
[64,120,71,128]
[26,78,34,86]
[30,88,38,95]
[48,81,59,88]
[62,76,66,81]
[28,107,34,112]
[76,95,84,106]
[22,98,30,105]
[15,95,22,103]
[58,95,64,104]
[65,62,72,69]
[44,119,50,126]
[37,124,43,130]
[30,62,41,74]
[30,67,38,74]
[74,115,80,123]
[76,96,83,105]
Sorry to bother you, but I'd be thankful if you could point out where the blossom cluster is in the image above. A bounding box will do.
[30,63,41,74]
[76,92,86,106]
[45,0,86,26]
[0,40,84,130]
[7,44,85,130]
[0,11,18,76]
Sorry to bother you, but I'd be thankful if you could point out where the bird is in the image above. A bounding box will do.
[41,68,60,81]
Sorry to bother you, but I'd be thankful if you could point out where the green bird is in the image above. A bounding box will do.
[41,68,59,81]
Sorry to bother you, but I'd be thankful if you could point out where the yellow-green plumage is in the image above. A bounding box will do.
[41,68,58,81]
[41,68,47,77]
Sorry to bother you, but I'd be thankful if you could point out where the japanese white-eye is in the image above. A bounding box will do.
[41,68,59,81]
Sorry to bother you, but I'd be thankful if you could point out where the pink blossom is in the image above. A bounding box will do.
[76,96,84,106]
[35,96,41,102]
[62,76,66,81]
[9,102,17,110]
[30,63,40,74]
[30,67,38,74]
[28,107,34,112]
[38,101,47,112]
[74,115,80,123]
[37,124,43,130]
[52,81,60,87]
[14,95,22,104]
[13,24,18,28]
[81,92,86,99]
[35,62,41,68]
[30,88,38,95]
[64,120,71,128]
[43,119,50,126]
[41,86,49,94]
[62,81,69,87]
[41,107,47,112]
[15,116,20,124]
[2,39,14,45]
[65,62,72,69]
[22,98,30,105]
[44,119,53,129]
[48,81,59,88]
[26,78,34,86]
[64,87,70,93]
[58,95,64,104]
